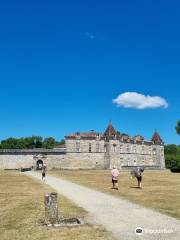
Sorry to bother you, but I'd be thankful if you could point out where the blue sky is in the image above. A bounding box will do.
[0,0,179,144]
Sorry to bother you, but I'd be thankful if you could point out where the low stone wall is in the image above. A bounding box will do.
[0,149,66,170]
[0,150,106,170]
[0,148,164,170]
[0,153,34,169]
[61,152,106,169]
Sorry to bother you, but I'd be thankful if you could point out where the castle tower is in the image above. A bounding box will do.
[151,131,163,145]
[104,122,120,169]
[104,121,117,140]
[151,131,165,169]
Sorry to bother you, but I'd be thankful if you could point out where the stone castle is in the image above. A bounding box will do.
[0,122,165,170]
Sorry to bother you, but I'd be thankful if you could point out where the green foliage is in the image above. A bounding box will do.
[43,137,57,149]
[176,120,180,135]
[59,139,65,145]
[165,144,180,169]
[0,136,65,149]
[164,144,177,155]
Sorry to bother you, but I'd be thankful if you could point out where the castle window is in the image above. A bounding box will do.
[96,143,100,152]
[104,144,107,152]
[141,146,145,154]
[126,145,130,153]
[120,144,123,153]
[89,143,92,152]
[76,132,81,140]
[153,147,156,154]
[76,142,80,152]
[96,134,100,140]
[113,143,117,152]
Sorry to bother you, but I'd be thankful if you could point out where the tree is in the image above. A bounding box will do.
[59,139,65,145]
[164,144,177,155]
[164,144,180,170]
[23,136,43,149]
[0,136,43,149]
[1,138,19,149]
[176,120,180,135]
[32,136,43,148]
[0,136,62,149]
[43,137,57,149]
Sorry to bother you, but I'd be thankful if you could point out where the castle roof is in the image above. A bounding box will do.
[65,131,102,140]
[65,122,163,145]
[104,122,117,139]
[151,131,163,145]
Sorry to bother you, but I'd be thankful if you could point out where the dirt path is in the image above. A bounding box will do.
[25,171,180,240]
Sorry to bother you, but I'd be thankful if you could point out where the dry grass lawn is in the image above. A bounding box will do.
[50,169,180,219]
[0,170,114,240]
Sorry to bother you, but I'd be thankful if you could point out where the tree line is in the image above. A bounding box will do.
[165,144,180,169]
[0,136,65,149]
[165,120,180,170]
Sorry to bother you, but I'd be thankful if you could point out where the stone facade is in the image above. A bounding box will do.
[64,123,165,169]
[0,123,165,170]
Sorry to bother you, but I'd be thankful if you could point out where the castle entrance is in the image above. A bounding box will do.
[36,160,43,170]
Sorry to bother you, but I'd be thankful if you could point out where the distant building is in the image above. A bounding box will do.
[65,122,165,169]
[0,122,165,170]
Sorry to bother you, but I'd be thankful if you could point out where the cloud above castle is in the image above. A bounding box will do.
[83,31,96,40]
[113,92,168,109]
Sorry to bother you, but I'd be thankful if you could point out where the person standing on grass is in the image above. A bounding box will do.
[131,167,144,189]
[42,163,47,181]
[111,166,119,190]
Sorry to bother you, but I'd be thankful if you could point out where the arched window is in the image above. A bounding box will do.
[76,142,80,152]
[104,144,107,152]
[113,143,117,152]
[89,143,92,152]
[96,143,100,152]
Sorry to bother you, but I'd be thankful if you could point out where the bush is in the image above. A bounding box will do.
[165,145,180,170]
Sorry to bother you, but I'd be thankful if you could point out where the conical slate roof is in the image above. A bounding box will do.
[151,131,163,145]
[104,122,117,138]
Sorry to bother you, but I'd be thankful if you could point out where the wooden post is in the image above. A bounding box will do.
[44,192,58,224]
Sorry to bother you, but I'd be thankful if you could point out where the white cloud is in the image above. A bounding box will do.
[113,92,168,109]
[83,32,96,40]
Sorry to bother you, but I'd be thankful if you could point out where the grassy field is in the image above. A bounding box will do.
[0,171,114,240]
[50,169,180,219]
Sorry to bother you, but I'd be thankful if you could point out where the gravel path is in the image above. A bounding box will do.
[25,171,180,240]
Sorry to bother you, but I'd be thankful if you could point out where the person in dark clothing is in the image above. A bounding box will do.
[42,164,47,181]
[131,167,144,189]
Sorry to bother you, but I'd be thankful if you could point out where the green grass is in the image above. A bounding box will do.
[0,171,114,240]
[50,169,180,219]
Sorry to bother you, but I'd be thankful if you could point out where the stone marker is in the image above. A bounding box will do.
[44,192,58,225]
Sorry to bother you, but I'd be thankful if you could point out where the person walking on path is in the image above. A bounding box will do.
[131,167,144,189]
[111,166,119,190]
[42,163,47,181]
